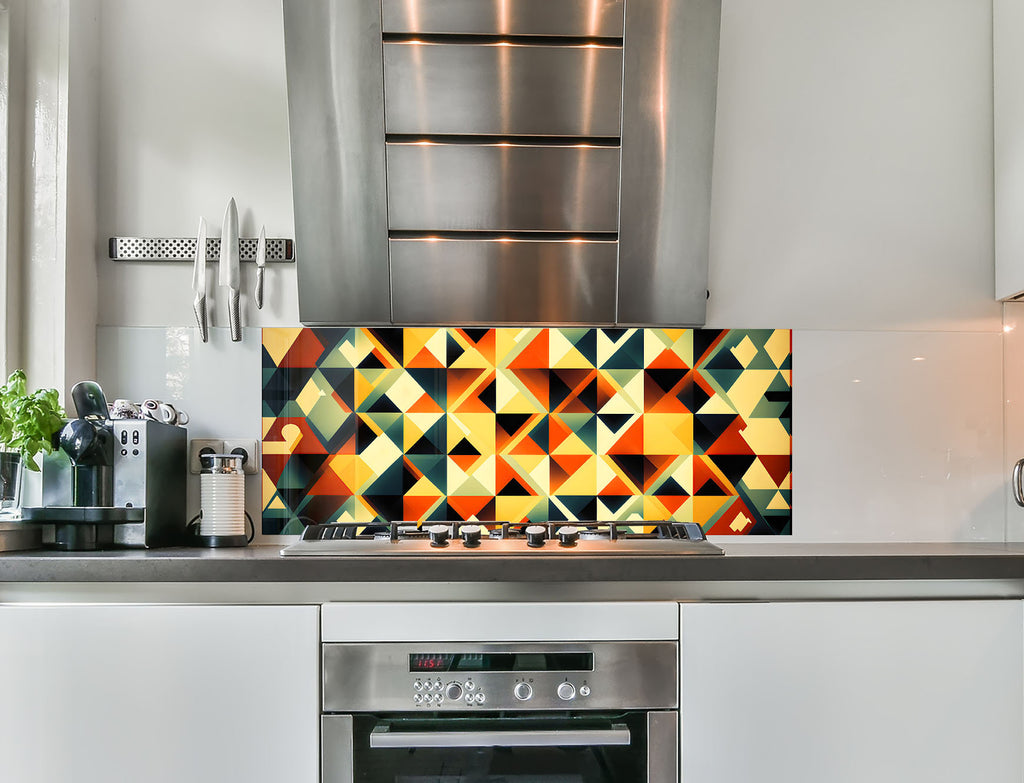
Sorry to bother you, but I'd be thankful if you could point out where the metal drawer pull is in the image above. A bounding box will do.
[1014,458,1024,507]
[369,724,631,748]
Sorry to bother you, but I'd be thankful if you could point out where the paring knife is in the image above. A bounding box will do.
[219,197,241,342]
[192,216,209,342]
[254,224,266,310]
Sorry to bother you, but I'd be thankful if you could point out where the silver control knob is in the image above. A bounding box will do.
[428,524,450,547]
[514,682,533,701]
[556,682,576,701]
[474,692,485,704]
[413,680,423,691]
[579,685,591,697]
[465,680,476,691]
[445,682,464,701]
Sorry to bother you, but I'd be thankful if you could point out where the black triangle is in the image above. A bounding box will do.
[358,352,386,369]
[549,372,574,409]
[706,347,743,371]
[646,368,681,395]
[599,495,630,513]
[463,328,490,345]
[497,413,531,437]
[403,463,421,493]
[578,378,599,413]
[356,418,378,451]
[657,477,689,496]
[609,454,645,490]
[450,438,481,456]
[363,495,402,524]
[598,412,632,433]
[408,434,444,455]
[263,367,316,416]
[477,379,497,412]
[368,395,401,414]
[498,477,532,497]
[714,454,757,485]
[694,414,738,452]
[693,329,723,365]
[677,374,710,413]
[369,328,404,366]
[695,477,728,496]
[447,334,465,365]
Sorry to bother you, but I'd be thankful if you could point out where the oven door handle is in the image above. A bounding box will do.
[369,723,631,748]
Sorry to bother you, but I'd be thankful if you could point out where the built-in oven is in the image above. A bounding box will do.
[322,641,678,783]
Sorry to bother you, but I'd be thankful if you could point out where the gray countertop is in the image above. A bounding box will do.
[2,542,1024,603]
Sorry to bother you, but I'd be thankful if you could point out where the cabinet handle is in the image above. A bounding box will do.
[1013,458,1024,507]
[369,724,630,748]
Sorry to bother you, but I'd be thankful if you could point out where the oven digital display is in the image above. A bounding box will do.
[409,652,594,673]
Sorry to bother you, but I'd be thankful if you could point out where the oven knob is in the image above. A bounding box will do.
[474,692,485,705]
[427,524,450,547]
[461,524,482,548]
[557,682,576,701]
[465,680,476,691]
[514,682,533,701]
[525,525,547,548]
[556,525,580,547]
[414,680,423,691]
[414,694,423,705]
[445,682,463,701]
[579,685,591,697]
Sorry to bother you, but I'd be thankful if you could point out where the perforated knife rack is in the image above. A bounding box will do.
[108,237,294,263]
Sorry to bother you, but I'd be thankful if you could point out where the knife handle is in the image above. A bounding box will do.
[193,294,209,343]
[255,267,265,310]
[229,289,241,342]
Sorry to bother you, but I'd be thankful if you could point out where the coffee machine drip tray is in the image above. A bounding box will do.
[20,506,145,551]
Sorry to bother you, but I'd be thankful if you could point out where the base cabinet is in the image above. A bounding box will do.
[0,604,319,783]
[680,600,1023,783]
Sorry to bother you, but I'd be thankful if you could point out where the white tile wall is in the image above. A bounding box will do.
[95,326,275,542]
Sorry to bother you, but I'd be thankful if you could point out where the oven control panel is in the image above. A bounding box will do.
[323,641,678,712]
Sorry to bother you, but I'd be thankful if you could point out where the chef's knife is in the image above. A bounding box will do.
[192,216,209,342]
[254,224,266,310]
[219,197,241,342]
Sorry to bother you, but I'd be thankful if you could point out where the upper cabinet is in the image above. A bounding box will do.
[283,0,721,327]
[996,0,1024,300]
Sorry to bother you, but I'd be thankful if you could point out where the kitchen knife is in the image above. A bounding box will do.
[219,197,241,342]
[254,224,266,310]
[192,216,209,342]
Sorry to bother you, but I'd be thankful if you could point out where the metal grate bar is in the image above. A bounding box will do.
[108,237,295,262]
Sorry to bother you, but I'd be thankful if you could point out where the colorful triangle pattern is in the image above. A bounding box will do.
[262,328,792,535]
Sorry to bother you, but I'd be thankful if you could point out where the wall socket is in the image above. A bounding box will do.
[188,438,261,475]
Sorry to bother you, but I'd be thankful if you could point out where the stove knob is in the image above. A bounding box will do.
[445,682,464,701]
[461,524,482,548]
[427,524,450,547]
[557,682,576,701]
[556,525,580,547]
[514,682,533,701]
[525,525,547,548]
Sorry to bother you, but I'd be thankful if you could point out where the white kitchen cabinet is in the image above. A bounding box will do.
[680,600,1023,783]
[996,0,1024,299]
[0,604,319,783]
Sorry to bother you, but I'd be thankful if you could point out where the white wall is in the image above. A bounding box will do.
[92,0,1005,543]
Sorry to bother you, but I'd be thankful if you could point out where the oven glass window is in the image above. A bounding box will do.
[348,713,648,783]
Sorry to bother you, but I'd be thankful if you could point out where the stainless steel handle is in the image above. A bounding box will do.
[1014,459,1024,507]
[369,723,631,749]
[228,289,241,342]
[254,266,265,310]
[192,294,208,342]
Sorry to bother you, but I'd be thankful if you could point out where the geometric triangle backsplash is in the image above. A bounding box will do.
[262,327,792,535]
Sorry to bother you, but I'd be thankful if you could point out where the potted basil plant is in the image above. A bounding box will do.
[0,370,65,515]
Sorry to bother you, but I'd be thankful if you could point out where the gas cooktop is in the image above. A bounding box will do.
[279,521,723,557]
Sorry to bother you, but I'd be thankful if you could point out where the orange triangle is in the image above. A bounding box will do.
[509,368,549,407]
[508,331,549,369]
[408,393,444,414]
[547,416,572,451]
[450,453,482,473]
[647,349,688,370]
[595,374,618,410]
[448,495,492,520]
[279,330,326,368]
[647,389,688,414]
[599,476,634,496]
[309,463,352,496]
[448,368,489,402]
[403,495,440,521]
[606,419,644,455]
[703,417,755,455]
[408,346,445,369]
[511,432,546,456]
[657,494,689,514]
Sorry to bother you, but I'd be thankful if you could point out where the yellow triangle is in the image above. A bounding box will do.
[496,496,543,525]
[407,476,442,497]
[765,330,791,370]
[767,491,790,510]
[739,419,791,455]
[741,458,778,491]
[262,328,302,366]
[696,393,739,416]
[725,369,776,419]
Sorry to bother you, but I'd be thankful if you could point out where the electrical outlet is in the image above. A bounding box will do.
[223,438,261,475]
[189,439,224,474]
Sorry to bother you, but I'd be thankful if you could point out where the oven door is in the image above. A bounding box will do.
[323,711,677,783]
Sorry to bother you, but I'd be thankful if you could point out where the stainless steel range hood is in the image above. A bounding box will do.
[283,0,721,326]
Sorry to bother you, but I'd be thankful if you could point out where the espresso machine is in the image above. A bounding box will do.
[23,381,187,550]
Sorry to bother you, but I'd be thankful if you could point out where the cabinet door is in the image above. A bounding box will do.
[680,601,1023,783]
[0,604,319,783]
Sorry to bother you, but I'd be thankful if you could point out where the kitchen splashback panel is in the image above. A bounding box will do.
[262,328,791,534]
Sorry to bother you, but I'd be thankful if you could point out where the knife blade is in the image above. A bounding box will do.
[192,216,209,342]
[254,224,266,310]
[219,197,241,342]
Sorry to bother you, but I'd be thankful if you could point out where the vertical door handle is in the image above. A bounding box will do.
[1013,459,1024,507]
